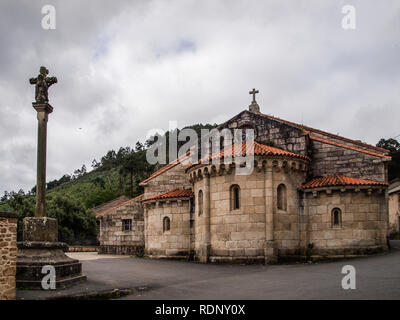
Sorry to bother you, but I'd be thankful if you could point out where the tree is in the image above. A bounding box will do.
[91,159,100,169]
[377,138,400,182]
[377,138,400,153]
[1,191,8,202]
[135,141,144,152]
[47,194,97,245]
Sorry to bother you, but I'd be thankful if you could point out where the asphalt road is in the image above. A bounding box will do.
[95,240,400,300]
[17,241,400,300]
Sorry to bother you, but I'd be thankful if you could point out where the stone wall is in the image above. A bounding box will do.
[144,199,191,258]
[0,212,18,300]
[142,163,191,199]
[98,200,144,255]
[310,138,387,183]
[301,188,388,258]
[388,191,400,235]
[221,111,309,156]
[206,167,267,263]
[190,157,308,263]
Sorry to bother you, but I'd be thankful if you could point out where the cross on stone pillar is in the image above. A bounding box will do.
[29,66,57,217]
[248,88,260,113]
[17,67,86,290]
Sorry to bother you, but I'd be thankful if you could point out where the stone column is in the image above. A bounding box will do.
[33,103,53,217]
[264,163,277,264]
[200,173,211,263]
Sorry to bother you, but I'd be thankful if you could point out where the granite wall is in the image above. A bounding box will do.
[0,212,18,300]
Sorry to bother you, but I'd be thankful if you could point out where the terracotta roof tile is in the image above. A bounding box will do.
[299,174,387,190]
[186,141,310,171]
[95,194,144,219]
[310,135,391,160]
[142,189,193,202]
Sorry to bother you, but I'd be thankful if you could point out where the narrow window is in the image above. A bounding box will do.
[198,190,203,216]
[230,185,240,210]
[332,208,342,227]
[163,217,170,233]
[122,219,132,231]
[190,197,195,218]
[277,184,287,211]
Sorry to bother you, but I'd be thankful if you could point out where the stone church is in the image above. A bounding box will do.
[97,95,390,263]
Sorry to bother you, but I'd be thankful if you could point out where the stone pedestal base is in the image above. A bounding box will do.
[16,242,86,289]
[16,217,86,289]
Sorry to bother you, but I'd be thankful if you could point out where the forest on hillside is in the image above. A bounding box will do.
[0,123,217,244]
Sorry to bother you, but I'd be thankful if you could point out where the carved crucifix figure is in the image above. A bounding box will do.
[249,88,259,103]
[29,66,58,104]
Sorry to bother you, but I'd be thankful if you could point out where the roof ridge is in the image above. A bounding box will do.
[142,189,193,202]
[140,154,190,184]
[299,174,388,190]
[95,194,143,219]
[310,135,391,159]
[258,112,389,154]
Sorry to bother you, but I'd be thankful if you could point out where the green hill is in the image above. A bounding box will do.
[0,123,217,244]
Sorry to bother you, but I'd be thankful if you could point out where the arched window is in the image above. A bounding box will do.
[198,190,203,216]
[332,208,342,228]
[163,217,170,233]
[277,184,287,211]
[230,185,240,210]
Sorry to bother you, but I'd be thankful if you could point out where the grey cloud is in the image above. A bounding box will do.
[0,0,399,194]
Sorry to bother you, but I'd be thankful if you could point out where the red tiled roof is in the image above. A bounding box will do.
[140,155,190,185]
[95,194,144,219]
[310,135,391,160]
[299,174,388,190]
[258,112,390,154]
[186,141,310,170]
[142,189,193,202]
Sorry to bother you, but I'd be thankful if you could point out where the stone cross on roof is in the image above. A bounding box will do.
[249,88,259,103]
[248,88,260,113]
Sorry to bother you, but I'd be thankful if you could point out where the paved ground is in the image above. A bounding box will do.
[65,252,130,261]
[17,241,400,300]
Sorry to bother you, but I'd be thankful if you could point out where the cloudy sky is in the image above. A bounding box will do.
[1,0,399,194]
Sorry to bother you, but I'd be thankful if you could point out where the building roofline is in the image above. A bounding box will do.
[140,155,190,185]
[299,174,388,191]
[95,194,144,219]
[310,135,391,160]
[141,189,193,202]
[257,112,389,154]
[219,110,389,155]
